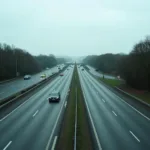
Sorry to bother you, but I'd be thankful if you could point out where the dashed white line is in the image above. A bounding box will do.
[101,84,150,121]
[33,110,39,117]
[45,89,69,150]
[102,98,105,103]
[64,101,67,108]
[129,131,140,142]
[112,111,117,116]
[3,141,12,150]
[51,136,58,150]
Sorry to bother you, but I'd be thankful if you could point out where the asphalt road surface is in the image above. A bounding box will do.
[0,64,65,101]
[87,65,116,79]
[78,66,150,150]
[0,65,74,150]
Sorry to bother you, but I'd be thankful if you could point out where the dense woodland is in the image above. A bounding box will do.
[83,37,150,90]
[0,44,66,81]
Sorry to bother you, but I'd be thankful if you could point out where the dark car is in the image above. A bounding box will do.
[48,91,60,102]
[82,68,84,71]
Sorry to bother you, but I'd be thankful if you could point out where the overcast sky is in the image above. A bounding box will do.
[0,0,150,56]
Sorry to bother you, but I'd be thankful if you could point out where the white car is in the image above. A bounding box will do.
[24,75,31,80]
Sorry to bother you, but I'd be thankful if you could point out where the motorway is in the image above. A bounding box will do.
[78,66,150,150]
[0,64,65,101]
[87,65,116,79]
[0,65,74,150]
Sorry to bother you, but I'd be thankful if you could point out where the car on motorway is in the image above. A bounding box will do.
[24,75,31,80]
[60,73,64,76]
[82,68,84,71]
[40,74,46,78]
[48,91,60,102]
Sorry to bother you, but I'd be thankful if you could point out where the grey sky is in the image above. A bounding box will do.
[0,0,150,56]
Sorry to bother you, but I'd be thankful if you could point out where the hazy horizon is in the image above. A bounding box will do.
[0,0,150,56]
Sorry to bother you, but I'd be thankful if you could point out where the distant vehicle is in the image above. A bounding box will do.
[40,74,46,78]
[60,73,64,76]
[95,69,99,71]
[24,75,31,80]
[48,91,60,102]
[67,68,69,70]
[46,67,49,70]
[82,68,84,71]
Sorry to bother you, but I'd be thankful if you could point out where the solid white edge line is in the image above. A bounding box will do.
[129,131,140,142]
[119,97,150,121]
[64,101,67,108]
[3,141,12,150]
[102,99,105,103]
[45,72,72,150]
[78,70,102,150]
[51,136,58,150]
[86,70,150,121]
[0,70,67,122]
[33,110,39,117]
[0,99,29,122]
[74,87,77,150]
[112,111,117,116]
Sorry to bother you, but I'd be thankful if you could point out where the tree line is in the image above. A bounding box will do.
[0,43,66,81]
[83,37,150,90]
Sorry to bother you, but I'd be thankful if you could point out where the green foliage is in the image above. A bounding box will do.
[100,78,123,87]
[83,53,123,75]
[0,44,41,80]
[119,37,150,90]
[84,36,150,90]
[35,54,57,69]
[0,43,62,81]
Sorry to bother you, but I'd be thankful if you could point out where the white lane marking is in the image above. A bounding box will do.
[51,136,58,150]
[102,98,105,103]
[87,72,150,121]
[112,111,117,116]
[119,98,150,121]
[129,131,140,142]
[80,83,102,149]
[45,89,69,150]
[0,99,29,122]
[64,101,67,108]
[33,110,39,117]
[0,75,63,121]
[3,141,12,150]
[74,87,78,150]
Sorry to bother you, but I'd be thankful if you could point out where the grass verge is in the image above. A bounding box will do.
[76,67,93,150]
[56,65,93,150]
[100,78,124,87]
